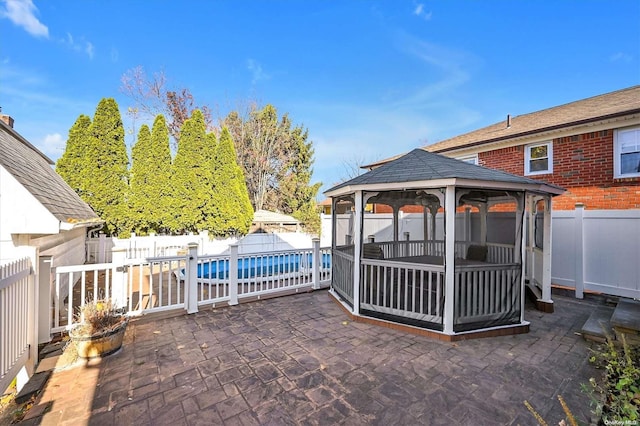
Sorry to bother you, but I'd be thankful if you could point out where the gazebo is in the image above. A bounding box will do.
[325,149,564,340]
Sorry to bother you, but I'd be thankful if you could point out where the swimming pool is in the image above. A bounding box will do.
[195,253,331,280]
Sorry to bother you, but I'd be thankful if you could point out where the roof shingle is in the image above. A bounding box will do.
[0,120,100,226]
[427,85,640,153]
[326,148,563,194]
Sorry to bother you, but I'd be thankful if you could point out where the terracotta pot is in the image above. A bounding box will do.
[69,318,128,359]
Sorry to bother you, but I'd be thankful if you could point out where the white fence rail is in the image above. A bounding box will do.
[550,206,640,299]
[0,258,35,394]
[54,241,331,333]
[86,232,318,264]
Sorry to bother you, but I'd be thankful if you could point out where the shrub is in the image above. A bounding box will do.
[583,334,640,423]
[73,299,126,336]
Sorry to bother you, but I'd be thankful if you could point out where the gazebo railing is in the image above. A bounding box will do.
[374,240,514,264]
[332,246,355,305]
[359,257,522,332]
[360,259,445,326]
[454,263,521,329]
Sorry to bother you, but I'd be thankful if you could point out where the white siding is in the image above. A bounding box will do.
[0,165,59,242]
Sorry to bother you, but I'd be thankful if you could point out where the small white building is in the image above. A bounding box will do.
[0,115,102,342]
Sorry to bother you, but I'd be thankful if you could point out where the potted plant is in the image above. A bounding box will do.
[68,298,128,358]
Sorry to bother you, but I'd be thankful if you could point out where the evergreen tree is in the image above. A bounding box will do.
[85,98,129,236]
[280,127,322,235]
[127,115,173,235]
[56,114,92,196]
[210,128,253,236]
[169,110,216,233]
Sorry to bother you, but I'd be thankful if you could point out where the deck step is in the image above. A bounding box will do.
[581,306,615,343]
[15,370,51,404]
[611,298,640,345]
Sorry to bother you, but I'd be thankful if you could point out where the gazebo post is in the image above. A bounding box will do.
[464,207,472,242]
[392,207,400,257]
[540,196,554,311]
[423,206,429,255]
[443,185,456,334]
[516,193,526,323]
[526,196,535,285]
[479,204,488,245]
[352,190,364,316]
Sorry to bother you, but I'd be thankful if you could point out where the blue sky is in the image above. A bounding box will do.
[1,0,639,195]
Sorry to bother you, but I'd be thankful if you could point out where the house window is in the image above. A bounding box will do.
[614,126,640,178]
[455,154,478,165]
[525,142,552,175]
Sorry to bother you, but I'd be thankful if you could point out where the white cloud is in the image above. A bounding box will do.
[61,31,95,59]
[413,3,432,21]
[0,0,48,38]
[392,32,477,109]
[247,59,270,84]
[610,51,633,63]
[40,132,65,158]
[85,41,94,59]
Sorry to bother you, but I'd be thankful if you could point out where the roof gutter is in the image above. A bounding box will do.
[59,218,104,231]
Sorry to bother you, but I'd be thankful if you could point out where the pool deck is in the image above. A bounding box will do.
[20,289,601,425]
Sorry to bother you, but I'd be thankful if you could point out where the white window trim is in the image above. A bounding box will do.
[454,154,478,165]
[614,126,640,179]
[524,142,553,176]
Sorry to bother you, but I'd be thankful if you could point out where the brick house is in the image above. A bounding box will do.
[415,85,640,211]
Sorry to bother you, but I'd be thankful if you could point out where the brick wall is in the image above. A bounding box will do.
[478,129,640,210]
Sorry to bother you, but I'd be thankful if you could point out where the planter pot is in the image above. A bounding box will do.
[69,318,128,359]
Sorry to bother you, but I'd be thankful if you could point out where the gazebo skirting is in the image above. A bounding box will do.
[330,240,529,341]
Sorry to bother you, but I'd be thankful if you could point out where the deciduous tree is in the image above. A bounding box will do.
[120,66,213,146]
[223,104,322,233]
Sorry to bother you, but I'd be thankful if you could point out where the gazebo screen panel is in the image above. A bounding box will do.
[332,195,356,305]
[453,189,524,332]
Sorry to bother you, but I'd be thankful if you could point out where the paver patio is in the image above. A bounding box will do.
[22,290,600,425]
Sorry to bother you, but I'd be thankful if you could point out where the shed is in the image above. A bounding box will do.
[251,209,300,233]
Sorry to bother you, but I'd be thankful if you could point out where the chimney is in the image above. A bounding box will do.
[506,114,511,129]
[0,108,14,128]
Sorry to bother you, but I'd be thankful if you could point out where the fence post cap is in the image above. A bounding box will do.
[187,242,199,248]
[575,202,585,208]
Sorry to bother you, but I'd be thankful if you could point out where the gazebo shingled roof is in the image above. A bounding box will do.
[326,148,564,195]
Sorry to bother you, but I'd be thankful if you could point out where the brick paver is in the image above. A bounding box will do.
[23,290,600,425]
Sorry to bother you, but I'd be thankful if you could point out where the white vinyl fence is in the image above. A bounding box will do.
[53,240,331,333]
[324,207,640,300]
[551,206,640,299]
[87,232,318,263]
[0,258,36,394]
